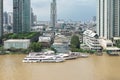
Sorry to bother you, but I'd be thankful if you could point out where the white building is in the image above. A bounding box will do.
[83,30,102,51]
[7,12,13,25]
[39,36,52,47]
[99,38,120,54]
[99,39,113,49]
[4,39,30,49]
[97,0,120,39]
[39,36,51,43]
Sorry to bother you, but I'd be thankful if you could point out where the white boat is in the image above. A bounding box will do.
[79,54,89,58]
[22,53,64,63]
[57,53,78,60]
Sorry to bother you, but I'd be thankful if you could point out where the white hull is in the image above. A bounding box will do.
[23,56,64,63]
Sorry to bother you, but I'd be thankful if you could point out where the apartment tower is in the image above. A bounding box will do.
[50,0,57,30]
[97,0,120,39]
[13,0,31,33]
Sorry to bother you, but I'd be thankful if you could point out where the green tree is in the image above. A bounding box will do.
[115,40,120,48]
[70,35,80,48]
[30,42,42,52]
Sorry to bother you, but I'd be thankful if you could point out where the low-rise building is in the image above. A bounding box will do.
[4,39,30,49]
[52,43,69,53]
[52,34,70,53]
[39,36,51,47]
[83,30,102,51]
[99,38,120,54]
[99,39,113,49]
[39,36,51,42]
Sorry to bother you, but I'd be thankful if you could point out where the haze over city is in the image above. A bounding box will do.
[4,0,96,21]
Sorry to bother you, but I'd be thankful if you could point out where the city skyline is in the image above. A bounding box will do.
[4,0,96,21]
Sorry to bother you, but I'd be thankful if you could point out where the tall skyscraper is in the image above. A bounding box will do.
[0,0,3,37]
[7,12,13,25]
[3,12,13,26]
[50,0,57,30]
[97,0,120,39]
[31,8,37,26]
[13,0,31,33]
[3,12,8,26]
[22,0,31,32]
[112,0,120,38]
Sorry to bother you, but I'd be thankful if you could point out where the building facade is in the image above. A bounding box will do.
[83,30,102,51]
[7,12,13,25]
[3,12,13,26]
[50,0,57,30]
[97,0,120,39]
[0,0,3,38]
[13,0,31,33]
[112,0,120,38]
[3,12,8,26]
[4,39,30,49]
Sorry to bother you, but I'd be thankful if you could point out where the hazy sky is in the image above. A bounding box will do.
[4,0,97,21]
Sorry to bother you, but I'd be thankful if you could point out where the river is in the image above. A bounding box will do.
[0,54,120,80]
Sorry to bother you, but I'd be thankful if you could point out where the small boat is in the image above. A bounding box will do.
[108,53,119,56]
[57,53,78,60]
[79,54,89,58]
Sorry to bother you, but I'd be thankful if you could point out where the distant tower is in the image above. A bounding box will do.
[3,12,8,26]
[50,0,57,30]
[7,12,13,25]
[0,0,3,37]
[13,0,31,33]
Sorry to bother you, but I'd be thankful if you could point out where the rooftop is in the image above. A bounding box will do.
[106,47,120,51]
[4,39,30,42]
[83,30,97,37]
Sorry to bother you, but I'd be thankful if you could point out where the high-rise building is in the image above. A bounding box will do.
[50,0,57,30]
[97,0,120,39]
[3,12,13,26]
[22,0,31,32]
[31,8,37,26]
[97,0,109,39]
[3,12,8,26]
[112,0,120,38]
[31,8,34,26]
[0,0,3,37]
[13,0,31,33]
[7,12,13,25]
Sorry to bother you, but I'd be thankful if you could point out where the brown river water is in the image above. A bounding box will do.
[0,54,120,80]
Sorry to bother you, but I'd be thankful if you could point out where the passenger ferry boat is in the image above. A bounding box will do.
[22,52,65,63]
[58,52,89,60]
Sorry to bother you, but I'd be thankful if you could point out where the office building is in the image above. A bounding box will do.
[3,12,8,26]
[13,0,31,33]
[50,0,57,30]
[0,0,3,37]
[31,8,37,26]
[8,12,13,25]
[97,0,120,39]
[112,0,120,38]
[3,12,13,26]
